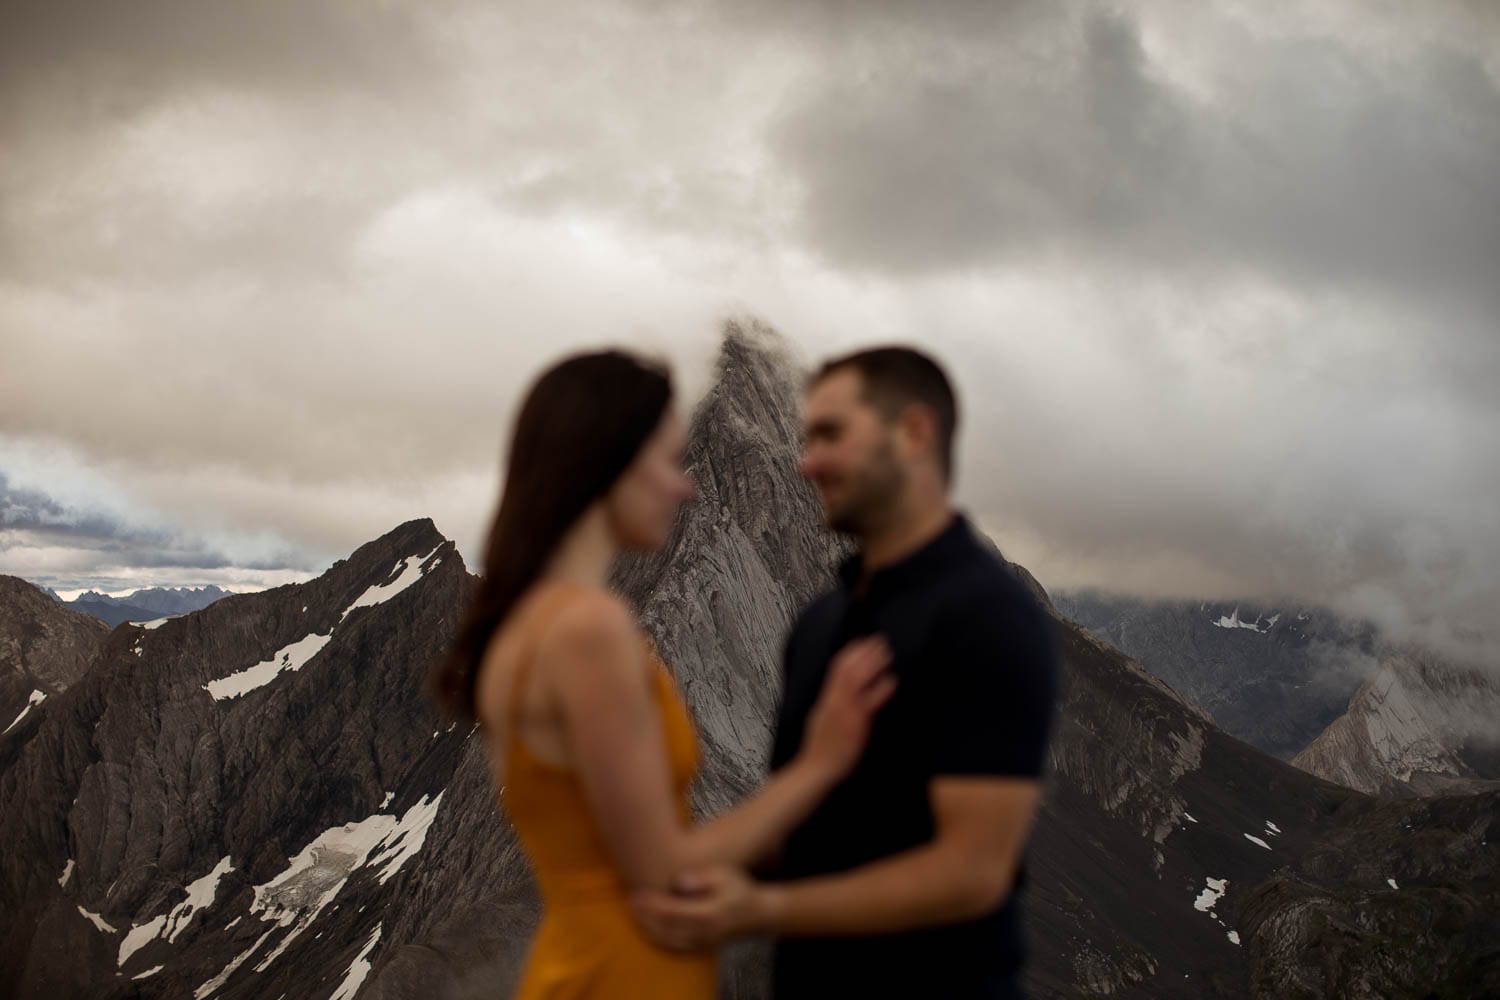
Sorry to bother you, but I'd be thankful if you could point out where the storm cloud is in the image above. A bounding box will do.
[2,0,1497,660]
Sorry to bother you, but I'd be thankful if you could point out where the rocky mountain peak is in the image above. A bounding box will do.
[0,574,108,709]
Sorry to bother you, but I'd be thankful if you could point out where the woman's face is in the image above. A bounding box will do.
[605,408,695,550]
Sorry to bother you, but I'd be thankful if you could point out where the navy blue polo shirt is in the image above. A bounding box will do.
[767,513,1058,999]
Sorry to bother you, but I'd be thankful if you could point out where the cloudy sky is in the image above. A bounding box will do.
[2,0,1497,659]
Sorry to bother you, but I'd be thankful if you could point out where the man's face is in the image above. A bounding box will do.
[799,369,905,535]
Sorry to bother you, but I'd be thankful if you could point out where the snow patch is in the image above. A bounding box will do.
[59,859,75,888]
[195,930,273,999]
[381,792,394,809]
[1244,833,1272,850]
[134,965,165,981]
[339,545,441,622]
[78,906,116,933]
[1264,821,1282,835]
[1194,877,1228,913]
[1227,930,1241,946]
[368,794,444,885]
[1182,812,1198,824]
[1387,877,1399,889]
[1212,608,1271,633]
[204,548,443,704]
[329,924,382,1000]
[3,689,47,735]
[248,793,443,974]
[204,632,333,701]
[134,617,172,629]
[119,856,234,967]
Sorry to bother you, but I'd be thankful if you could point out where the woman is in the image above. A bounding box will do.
[430,350,894,999]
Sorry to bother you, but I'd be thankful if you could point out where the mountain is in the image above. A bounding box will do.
[62,587,235,628]
[0,519,472,1000]
[64,596,173,629]
[0,576,110,753]
[1053,593,1379,760]
[117,587,236,618]
[1053,592,1500,799]
[1,323,1494,999]
[1293,651,1500,797]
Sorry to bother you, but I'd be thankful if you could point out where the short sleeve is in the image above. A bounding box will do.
[919,586,1059,779]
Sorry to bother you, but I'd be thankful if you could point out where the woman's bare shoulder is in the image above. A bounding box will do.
[538,586,638,651]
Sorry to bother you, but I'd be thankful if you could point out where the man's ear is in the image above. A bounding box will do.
[895,403,937,464]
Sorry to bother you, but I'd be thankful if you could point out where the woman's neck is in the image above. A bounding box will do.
[543,506,618,589]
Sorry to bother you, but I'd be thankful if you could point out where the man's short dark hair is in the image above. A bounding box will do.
[812,346,959,483]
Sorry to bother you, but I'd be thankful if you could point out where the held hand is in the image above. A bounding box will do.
[630,866,771,952]
[801,636,897,781]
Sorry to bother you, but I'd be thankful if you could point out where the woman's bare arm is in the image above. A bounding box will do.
[523,595,888,890]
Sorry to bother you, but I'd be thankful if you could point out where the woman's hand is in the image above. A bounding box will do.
[800,636,896,782]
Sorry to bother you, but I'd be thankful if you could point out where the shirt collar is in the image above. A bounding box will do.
[838,511,973,595]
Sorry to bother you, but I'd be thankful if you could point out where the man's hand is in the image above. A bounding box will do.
[630,866,777,951]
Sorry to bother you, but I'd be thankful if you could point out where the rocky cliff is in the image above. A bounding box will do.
[0,575,109,758]
[1293,651,1500,797]
[0,520,472,1000]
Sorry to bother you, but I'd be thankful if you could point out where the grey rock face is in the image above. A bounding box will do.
[0,575,109,754]
[0,576,108,693]
[1293,651,1500,797]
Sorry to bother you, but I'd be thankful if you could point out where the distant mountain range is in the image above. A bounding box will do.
[1053,592,1500,797]
[51,586,235,628]
[1053,593,1380,760]
[1,325,1494,999]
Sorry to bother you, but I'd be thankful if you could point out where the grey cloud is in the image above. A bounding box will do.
[0,0,458,292]
[1,0,1497,662]
[0,0,440,125]
[771,6,1500,315]
[0,472,320,575]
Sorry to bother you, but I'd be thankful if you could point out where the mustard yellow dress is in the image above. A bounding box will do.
[502,585,718,999]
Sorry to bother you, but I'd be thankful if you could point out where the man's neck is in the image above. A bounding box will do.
[860,501,956,575]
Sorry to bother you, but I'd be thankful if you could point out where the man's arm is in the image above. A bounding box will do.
[755,776,1041,935]
[634,776,1041,947]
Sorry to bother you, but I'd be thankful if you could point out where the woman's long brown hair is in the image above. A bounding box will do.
[429,350,672,722]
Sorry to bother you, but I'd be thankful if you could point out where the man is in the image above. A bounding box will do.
[633,347,1059,999]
